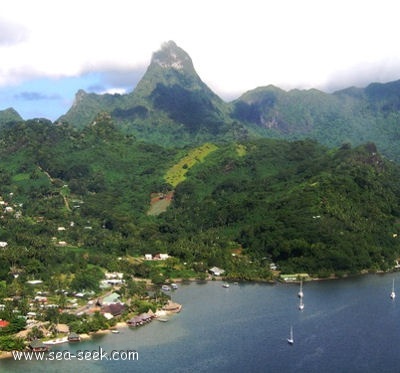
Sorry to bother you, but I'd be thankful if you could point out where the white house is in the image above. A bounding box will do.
[145,253,170,260]
[0,242,8,248]
[105,272,123,279]
[209,267,225,276]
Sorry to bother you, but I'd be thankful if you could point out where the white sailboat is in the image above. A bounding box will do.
[299,297,304,311]
[287,326,294,345]
[390,278,396,299]
[298,279,304,298]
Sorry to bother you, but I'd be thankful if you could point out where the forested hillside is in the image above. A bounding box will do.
[231,82,400,161]
[0,116,399,284]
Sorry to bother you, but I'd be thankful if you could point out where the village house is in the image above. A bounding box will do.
[154,253,169,260]
[100,292,121,306]
[270,263,278,271]
[162,300,182,313]
[105,272,123,280]
[126,311,155,327]
[145,253,170,260]
[26,312,37,320]
[101,272,124,287]
[103,312,114,320]
[0,320,10,329]
[28,339,49,352]
[67,332,81,342]
[34,295,48,303]
[101,302,126,317]
[209,266,225,276]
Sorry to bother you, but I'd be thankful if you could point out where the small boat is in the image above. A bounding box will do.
[171,283,178,290]
[111,330,120,334]
[161,285,171,291]
[298,279,304,298]
[391,278,396,299]
[222,283,230,288]
[299,297,304,311]
[287,326,294,345]
[157,317,169,322]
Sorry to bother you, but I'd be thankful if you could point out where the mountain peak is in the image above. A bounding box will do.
[150,40,195,73]
[0,107,23,125]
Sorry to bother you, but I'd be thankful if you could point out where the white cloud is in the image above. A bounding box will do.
[100,87,127,95]
[0,17,27,46]
[2,0,400,101]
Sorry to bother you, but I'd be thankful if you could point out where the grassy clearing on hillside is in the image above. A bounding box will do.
[147,191,174,216]
[165,143,218,187]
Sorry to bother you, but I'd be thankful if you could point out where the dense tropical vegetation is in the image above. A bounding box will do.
[0,115,399,287]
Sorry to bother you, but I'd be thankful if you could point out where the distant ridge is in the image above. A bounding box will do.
[0,107,23,126]
[56,41,400,160]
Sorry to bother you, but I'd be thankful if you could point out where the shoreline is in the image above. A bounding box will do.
[0,351,13,360]
[171,268,400,285]
[1,271,398,360]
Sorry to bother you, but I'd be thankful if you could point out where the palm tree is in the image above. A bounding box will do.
[9,265,23,279]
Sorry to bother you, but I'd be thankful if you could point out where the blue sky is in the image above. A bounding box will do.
[2,0,400,121]
[0,70,146,120]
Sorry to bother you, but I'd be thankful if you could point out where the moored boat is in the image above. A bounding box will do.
[299,297,304,311]
[390,278,396,299]
[298,279,304,298]
[157,317,169,322]
[287,326,294,345]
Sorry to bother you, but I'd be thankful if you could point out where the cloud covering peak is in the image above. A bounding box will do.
[1,0,400,120]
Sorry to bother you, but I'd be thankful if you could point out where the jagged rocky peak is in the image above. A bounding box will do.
[151,40,195,72]
[72,89,88,105]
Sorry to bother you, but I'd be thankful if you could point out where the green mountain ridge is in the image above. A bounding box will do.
[231,82,400,160]
[57,40,400,160]
[0,107,23,126]
[3,41,400,160]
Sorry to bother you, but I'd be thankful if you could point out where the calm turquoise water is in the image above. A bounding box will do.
[2,274,400,372]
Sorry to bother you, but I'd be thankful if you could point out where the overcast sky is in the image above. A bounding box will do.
[1,0,400,120]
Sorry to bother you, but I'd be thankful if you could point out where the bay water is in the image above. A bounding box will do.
[2,273,400,372]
